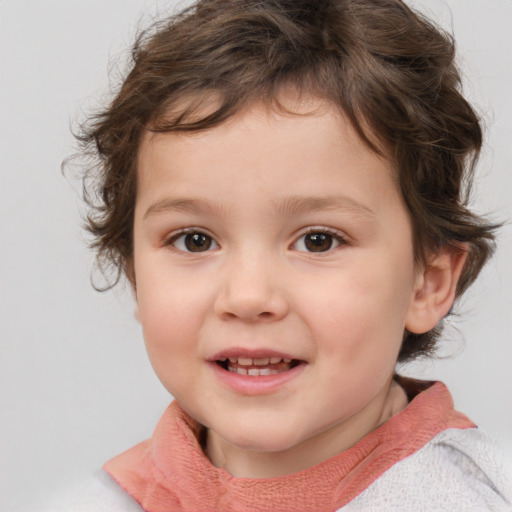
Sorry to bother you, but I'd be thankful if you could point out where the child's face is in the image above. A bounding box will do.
[133,97,423,473]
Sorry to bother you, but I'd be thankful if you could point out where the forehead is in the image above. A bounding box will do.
[147,87,387,154]
[135,96,401,219]
[143,86,392,163]
[141,93,376,163]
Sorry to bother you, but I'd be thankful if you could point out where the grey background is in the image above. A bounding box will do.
[1,0,511,510]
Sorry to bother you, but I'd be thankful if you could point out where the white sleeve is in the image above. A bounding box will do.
[40,470,144,512]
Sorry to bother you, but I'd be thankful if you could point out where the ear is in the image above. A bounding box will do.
[405,245,468,334]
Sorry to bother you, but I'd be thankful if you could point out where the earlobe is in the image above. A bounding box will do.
[405,245,468,334]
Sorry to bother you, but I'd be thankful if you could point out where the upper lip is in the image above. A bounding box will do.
[208,347,302,362]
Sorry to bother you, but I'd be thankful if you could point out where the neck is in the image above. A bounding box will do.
[205,377,408,478]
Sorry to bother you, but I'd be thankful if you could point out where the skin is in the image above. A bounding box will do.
[131,96,465,478]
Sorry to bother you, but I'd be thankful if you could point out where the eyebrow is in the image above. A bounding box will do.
[143,195,376,220]
[272,195,376,218]
[143,197,228,219]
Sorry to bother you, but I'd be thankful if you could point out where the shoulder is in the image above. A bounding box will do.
[40,470,143,512]
[342,428,512,512]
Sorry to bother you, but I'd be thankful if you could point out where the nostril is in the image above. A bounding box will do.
[214,286,289,322]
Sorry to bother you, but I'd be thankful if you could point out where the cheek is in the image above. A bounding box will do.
[299,259,413,359]
[137,260,207,329]
[141,305,201,400]
[140,293,199,351]
[136,275,207,382]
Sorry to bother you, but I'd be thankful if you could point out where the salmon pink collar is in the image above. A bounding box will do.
[104,379,475,512]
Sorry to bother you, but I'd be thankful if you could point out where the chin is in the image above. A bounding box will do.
[217,422,304,453]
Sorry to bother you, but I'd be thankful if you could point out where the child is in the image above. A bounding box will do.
[59,0,511,510]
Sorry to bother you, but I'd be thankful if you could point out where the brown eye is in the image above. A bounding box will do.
[185,233,212,252]
[171,232,218,252]
[293,230,344,253]
[304,233,333,252]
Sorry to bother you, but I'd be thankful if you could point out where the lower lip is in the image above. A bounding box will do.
[209,361,306,395]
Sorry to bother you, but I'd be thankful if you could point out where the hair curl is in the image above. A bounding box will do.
[76,0,498,361]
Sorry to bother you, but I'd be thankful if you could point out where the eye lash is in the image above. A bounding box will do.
[301,226,349,244]
[163,227,198,246]
[163,227,218,250]
[288,225,352,255]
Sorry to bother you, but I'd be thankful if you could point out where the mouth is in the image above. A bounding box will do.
[216,356,302,376]
[209,350,306,394]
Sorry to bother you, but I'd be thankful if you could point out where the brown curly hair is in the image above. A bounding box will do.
[76,0,498,362]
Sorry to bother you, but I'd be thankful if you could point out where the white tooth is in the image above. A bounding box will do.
[283,358,291,363]
[237,367,248,375]
[270,369,280,375]
[248,368,260,376]
[259,368,272,376]
[270,357,281,364]
[238,357,253,366]
[227,365,236,373]
[253,357,270,365]
[229,357,237,363]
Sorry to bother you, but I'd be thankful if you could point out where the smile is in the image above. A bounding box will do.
[217,356,300,376]
[209,350,306,394]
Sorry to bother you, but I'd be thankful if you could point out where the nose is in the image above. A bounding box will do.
[214,251,289,322]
